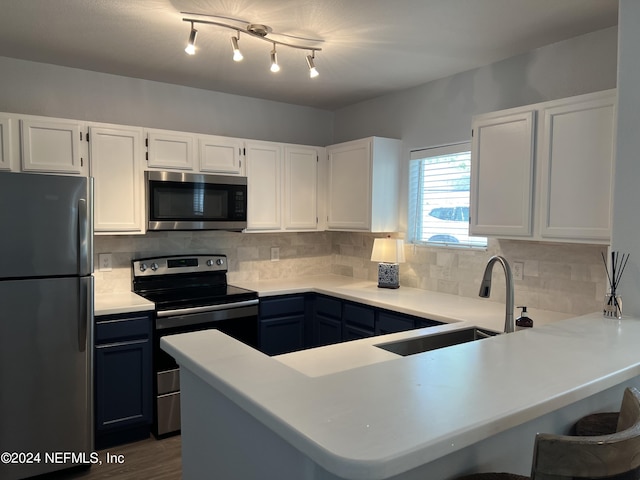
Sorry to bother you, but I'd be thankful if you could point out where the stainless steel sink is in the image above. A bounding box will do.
[374,327,498,356]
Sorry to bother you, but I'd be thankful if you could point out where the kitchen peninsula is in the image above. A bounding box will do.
[161,278,640,480]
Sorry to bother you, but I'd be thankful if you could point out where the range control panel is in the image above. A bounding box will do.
[132,254,227,277]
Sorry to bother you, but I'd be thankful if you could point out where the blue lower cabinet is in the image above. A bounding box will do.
[315,315,342,346]
[313,295,342,346]
[342,302,375,339]
[416,318,443,329]
[376,311,419,335]
[259,315,306,355]
[259,294,445,355]
[94,312,152,449]
[259,295,307,355]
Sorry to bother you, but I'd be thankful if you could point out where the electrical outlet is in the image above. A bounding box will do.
[513,261,524,281]
[99,253,112,272]
[270,247,280,262]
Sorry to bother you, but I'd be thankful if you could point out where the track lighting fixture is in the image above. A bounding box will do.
[181,13,322,78]
[185,22,197,55]
[270,47,280,73]
[306,53,319,78]
[231,35,243,62]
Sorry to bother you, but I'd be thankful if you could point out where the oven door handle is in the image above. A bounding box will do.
[156,299,259,318]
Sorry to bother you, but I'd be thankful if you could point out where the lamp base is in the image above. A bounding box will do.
[377,263,400,289]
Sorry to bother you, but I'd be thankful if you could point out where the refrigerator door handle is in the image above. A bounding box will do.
[78,277,93,353]
[78,190,93,276]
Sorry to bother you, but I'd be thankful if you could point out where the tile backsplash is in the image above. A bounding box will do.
[95,231,607,316]
[93,231,333,293]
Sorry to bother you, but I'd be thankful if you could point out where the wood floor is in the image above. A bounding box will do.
[38,435,182,480]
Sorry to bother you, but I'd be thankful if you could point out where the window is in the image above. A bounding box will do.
[408,142,487,248]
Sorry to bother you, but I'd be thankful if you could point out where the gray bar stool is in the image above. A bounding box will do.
[455,387,640,480]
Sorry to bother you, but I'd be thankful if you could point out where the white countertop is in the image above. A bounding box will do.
[93,274,571,329]
[94,291,154,316]
[162,312,640,479]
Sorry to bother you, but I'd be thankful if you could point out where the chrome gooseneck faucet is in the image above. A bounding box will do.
[479,255,515,333]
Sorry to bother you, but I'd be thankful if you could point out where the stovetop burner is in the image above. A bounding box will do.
[131,254,257,311]
[136,284,258,311]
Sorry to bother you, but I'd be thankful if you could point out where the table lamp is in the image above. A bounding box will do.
[371,238,405,288]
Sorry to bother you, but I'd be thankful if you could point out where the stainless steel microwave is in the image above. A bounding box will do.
[146,171,247,231]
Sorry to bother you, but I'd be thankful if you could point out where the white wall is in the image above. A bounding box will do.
[612,0,640,316]
[333,26,617,146]
[0,56,333,146]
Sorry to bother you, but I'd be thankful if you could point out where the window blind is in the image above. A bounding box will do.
[409,142,486,248]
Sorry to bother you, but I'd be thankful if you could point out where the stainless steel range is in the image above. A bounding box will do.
[132,254,258,437]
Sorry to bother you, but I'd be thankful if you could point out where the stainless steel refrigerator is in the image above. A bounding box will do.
[0,172,93,480]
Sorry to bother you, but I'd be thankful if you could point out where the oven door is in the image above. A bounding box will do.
[153,299,258,437]
[147,171,247,231]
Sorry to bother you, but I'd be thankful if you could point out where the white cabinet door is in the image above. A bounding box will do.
[327,139,372,230]
[0,114,14,171]
[20,117,84,174]
[199,135,243,175]
[470,110,535,237]
[89,124,145,234]
[539,93,616,241]
[284,146,318,231]
[146,129,194,170]
[245,141,282,231]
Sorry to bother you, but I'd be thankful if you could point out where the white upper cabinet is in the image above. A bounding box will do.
[89,123,145,234]
[245,142,322,233]
[470,89,616,244]
[199,134,244,175]
[245,141,282,231]
[470,110,536,237]
[0,114,15,171]
[326,137,401,232]
[284,146,319,231]
[539,93,616,241]
[20,116,85,175]
[146,129,195,170]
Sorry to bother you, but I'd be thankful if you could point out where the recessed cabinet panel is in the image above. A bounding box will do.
[147,130,194,170]
[284,146,318,230]
[90,125,145,234]
[470,111,535,236]
[199,135,243,175]
[540,97,615,241]
[0,115,13,171]
[246,141,282,230]
[327,140,371,230]
[21,118,83,174]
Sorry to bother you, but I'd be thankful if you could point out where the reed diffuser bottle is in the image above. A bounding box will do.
[602,251,629,319]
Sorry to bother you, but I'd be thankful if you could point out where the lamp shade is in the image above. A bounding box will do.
[371,238,406,263]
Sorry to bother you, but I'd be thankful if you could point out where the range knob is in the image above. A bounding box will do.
[216,258,224,266]
[139,263,148,272]
[151,262,159,271]
[206,259,214,267]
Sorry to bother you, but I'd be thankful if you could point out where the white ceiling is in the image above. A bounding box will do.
[0,0,618,111]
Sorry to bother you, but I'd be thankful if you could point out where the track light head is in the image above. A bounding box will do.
[231,35,243,62]
[306,54,319,78]
[185,24,197,55]
[270,48,280,73]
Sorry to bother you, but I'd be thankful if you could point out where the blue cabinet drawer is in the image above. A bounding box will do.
[343,302,374,330]
[260,295,306,318]
[376,311,416,334]
[96,314,151,344]
[315,295,341,319]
